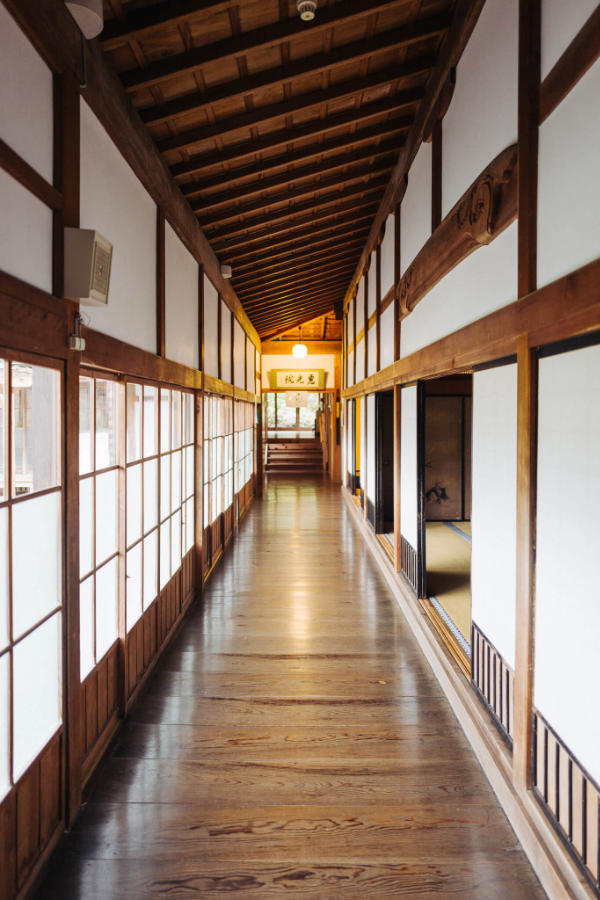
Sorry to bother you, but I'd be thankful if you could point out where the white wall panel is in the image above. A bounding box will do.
[401,223,517,358]
[220,300,231,383]
[366,394,376,509]
[355,338,364,382]
[471,364,517,667]
[379,304,395,371]
[380,213,395,298]
[355,278,365,334]
[367,325,377,377]
[541,0,597,78]
[165,222,198,369]
[233,319,245,389]
[401,142,431,274]
[0,171,52,293]
[400,385,418,550]
[535,345,600,782]
[80,102,156,352]
[347,349,354,387]
[246,337,255,394]
[442,0,517,217]
[0,4,53,182]
[538,62,600,289]
[203,275,219,377]
[367,253,377,317]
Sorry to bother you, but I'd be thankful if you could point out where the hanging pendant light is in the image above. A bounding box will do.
[65,0,104,39]
[292,343,308,359]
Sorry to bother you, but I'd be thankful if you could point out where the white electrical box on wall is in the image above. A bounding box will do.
[64,227,113,305]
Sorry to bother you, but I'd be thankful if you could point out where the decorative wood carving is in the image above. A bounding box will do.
[398,144,517,316]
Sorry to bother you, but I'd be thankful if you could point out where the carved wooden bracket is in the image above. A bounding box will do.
[398,143,517,316]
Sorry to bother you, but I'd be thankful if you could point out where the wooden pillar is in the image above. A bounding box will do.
[376,245,381,373]
[394,201,401,362]
[431,120,443,232]
[518,0,540,297]
[513,335,538,790]
[196,266,204,590]
[156,210,166,357]
[352,287,357,386]
[217,294,222,380]
[393,384,402,573]
[363,271,368,381]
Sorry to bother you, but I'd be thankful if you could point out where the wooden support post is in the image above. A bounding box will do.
[518,0,540,298]
[393,384,402,573]
[196,266,204,591]
[431,119,442,232]
[513,335,538,791]
[217,292,222,380]
[394,201,401,362]
[156,210,166,357]
[363,271,368,381]
[376,245,381,373]
[352,287,357,386]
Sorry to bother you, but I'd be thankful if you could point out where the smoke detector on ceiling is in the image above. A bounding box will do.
[220,264,233,279]
[297,1,317,22]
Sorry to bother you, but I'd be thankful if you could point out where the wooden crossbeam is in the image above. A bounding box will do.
[258,304,340,338]
[223,216,374,264]
[141,15,449,126]
[101,1,237,51]
[233,243,365,287]
[118,0,420,91]
[239,265,356,305]
[171,98,411,178]
[246,280,352,317]
[158,78,427,155]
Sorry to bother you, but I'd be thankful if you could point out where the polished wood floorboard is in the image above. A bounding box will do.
[38,479,545,898]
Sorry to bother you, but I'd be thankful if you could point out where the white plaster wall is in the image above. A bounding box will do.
[380,213,395,298]
[0,5,53,182]
[380,304,395,371]
[367,253,377,317]
[400,385,418,550]
[233,319,246,389]
[347,349,354,387]
[355,278,365,335]
[0,171,52,293]
[401,223,517,358]
[537,61,600,289]
[471,364,517,668]
[220,300,231,383]
[164,222,199,369]
[355,337,364,382]
[246,337,255,394]
[401,142,431,274]
[535,345,600,782]
[80,102,156,352]
[366,394,376,509]
[203,275,219,377]
[367,326,377,378]
[541,0,598,78]
[442,0,517,217]
[262,354,335,390]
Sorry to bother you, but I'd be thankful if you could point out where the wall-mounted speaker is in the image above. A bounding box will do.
[64,228,113,305]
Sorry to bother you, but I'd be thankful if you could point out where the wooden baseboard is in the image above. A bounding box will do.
[343,488,595,900]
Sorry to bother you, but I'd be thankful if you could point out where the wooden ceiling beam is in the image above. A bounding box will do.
[197,156,395,227]
[158,77,427,155]
[223,216,374,264]
[245,279,352,316]
[207,176,388,243]
[181,117,411,198]
[233,243,366,287]
[190,138,402,212]
[101,1,237,51]
[258,304,341,338]
[171,97,410,178]
[142,14,449,127]
[121,0,422,92]
[239,265,356,305]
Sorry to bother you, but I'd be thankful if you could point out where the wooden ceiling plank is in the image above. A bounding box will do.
[233,243,365,286]
[222,216,374,264]
[142,14,450,126]
[101,1,238,51]
[158,76,427,155]
[171,96,410,178]
[258,303,340,338]
[238,265,356,304]
[120,0,424,92]
[191,138,402,212]
[196,155,395,226]
[245,279,352,315]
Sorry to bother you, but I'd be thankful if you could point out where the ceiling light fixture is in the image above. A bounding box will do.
[65,0,103,38]
[297,1,317,23]
[292,343,308,359]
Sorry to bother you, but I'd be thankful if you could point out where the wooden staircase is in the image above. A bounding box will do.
[265,439,323,474]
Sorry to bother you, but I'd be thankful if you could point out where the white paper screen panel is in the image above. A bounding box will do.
[355,279,365,334]
[0,170,53,294]
[233,319,246,389]
[380,305,395,371]
[471,364,517,667]
[537,62,600,290]
[535,344,600,782]
[401,223,517,358]
[0,4,53,182]
[401,142,431,274]
[165,222,199,370]
[367,255,377,317]
[347,350,354,387]
[541,0,597,79]
[400,385,418,550]
[355,338,364,383]
[203,275,219,377]
[246,338,255,394]
[442,0,517,217]
[80,102,156,353]
[366,394,376,507]
[220,300,232,383]
[367,326,377,377]
[380,214,395,298]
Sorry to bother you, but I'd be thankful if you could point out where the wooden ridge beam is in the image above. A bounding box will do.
[181,118,411,198]
[141,14,449,126]
[196,155,396,226]
[120,0,423,92]
[190,138,403,212]
[233,245,364,288]
[158,78,427,155]
[171,98,412,179]
[208,176,388,243]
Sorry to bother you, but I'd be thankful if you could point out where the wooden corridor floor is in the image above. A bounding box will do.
[38,479,545,898]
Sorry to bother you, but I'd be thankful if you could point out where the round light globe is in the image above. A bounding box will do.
[292,343,308,359]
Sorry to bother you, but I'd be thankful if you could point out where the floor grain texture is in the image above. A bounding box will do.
[38,478,545,898]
